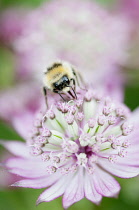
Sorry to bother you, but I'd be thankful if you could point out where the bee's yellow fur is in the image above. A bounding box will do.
[43,62,74,91]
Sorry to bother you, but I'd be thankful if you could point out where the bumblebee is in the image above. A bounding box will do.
[43,61,81,103]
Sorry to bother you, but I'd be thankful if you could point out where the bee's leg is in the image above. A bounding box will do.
[43,87,48,107]
[68,89,76,99]
[70,78,75,87]
[54,89,66,101]
[70,78,77,99]
[58,93,66,101]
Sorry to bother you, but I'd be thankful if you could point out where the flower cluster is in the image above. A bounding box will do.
[0,0,131,128]
[0,83,41,121]
[0,0,130,88]
[2,88,139,208]
[118,0,139,76]
[29,89,132,170]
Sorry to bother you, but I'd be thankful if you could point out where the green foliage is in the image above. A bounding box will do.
[95,0,117,7]
[0,121,22,140]
[0,47,15,89]
[0,0,117,9]
[124,85,139,110]
[0,0,49,9]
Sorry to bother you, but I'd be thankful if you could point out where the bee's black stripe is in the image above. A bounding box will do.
[47,63,62,72]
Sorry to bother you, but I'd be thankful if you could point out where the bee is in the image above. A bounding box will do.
[43,61,82,104]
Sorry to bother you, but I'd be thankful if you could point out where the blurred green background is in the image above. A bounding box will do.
[0,0,139,210]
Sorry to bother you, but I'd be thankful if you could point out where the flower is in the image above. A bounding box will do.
[0,82,42,138]
[119,0,139,21]
[0,8,25,43]
[0,0,130,97]
[0,0,131,131]
[0,153,21,188]
[1,87,139,209]
[117,0,139,79]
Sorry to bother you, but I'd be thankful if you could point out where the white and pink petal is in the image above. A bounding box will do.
[98,158,139,178]
[84,171,102,204]
[62,167,84,209]
[11,172,62,189]
[93,167,120,197]
[0,141,30,158]
[36,174,71,205]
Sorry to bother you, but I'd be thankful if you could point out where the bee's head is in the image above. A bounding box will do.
[53,75,70,91]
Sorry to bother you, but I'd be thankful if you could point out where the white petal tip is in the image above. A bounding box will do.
[36,199,43,206]
[10,184,17,187]
[10,184,18,187]
[10,182,21,187]
[95,200,102,205]
[113,191,120,198]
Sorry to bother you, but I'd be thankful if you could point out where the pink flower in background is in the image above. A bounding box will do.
[120,0,139,21]
[117,0,139,74]
[0,153,21,188]
[12,0,130,82]
[1,87,139,208]
[0,9,25,43]
[0,164,13,187]
[0,0,132,134]
[0,0,130,92]
[0,82,43,138]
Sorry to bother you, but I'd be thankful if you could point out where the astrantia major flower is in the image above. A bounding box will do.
[0,0,130,94]
[1,88,139,209]
[0,82,42,139]
[0,0,131,128]
[117,0,139,79]
[120,0,139,21]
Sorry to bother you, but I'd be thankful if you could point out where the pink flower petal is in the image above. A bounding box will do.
[62,168,84,209]
[6,157,47,178]
[128,108,139,128]
[120,0,139,20]
[118,145,139,166]
[36,175,71,205]
[84,171,102,204]
[93,167,120,197]
[116,155,139,166]
[0,141,30,158]
[12,113,34,139]
[0,84,41,132]
[11,172,62,189]
[0,9,25,42]
[98,158,139,178]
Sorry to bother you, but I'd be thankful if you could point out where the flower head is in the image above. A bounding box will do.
[0,9,25,43]
[1,87,139,208]
[117,0,139,79]
[0,0,132,130]
[0,0,130,93]
[119,0,139,21]
[0,82,42,138]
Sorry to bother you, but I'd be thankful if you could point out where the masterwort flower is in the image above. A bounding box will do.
[0,0,130,89]
[0,0,131,127]
[0,82,42,139]
[1,87,139,209]
[120,0,139,21]
[117,0,139,81]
